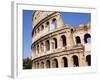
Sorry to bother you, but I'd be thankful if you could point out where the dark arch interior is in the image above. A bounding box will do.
[41,62,44,68]
[52,18,57,29]
[84,33,91,43]
[37,45,39,54]
[53,38,57,49]
[41,43,44,52]
[52,59,58,68]
[46,22,50,32]
[76,36,81,44]
[72,55,79,67]
[37,63,39,68]
[62,57,68,67]
[86,55,91,66]
[46,40,50,51]
[46,22,49,25]
[61,35,67,47]
[46,60,50,68]
[41,25,44,30]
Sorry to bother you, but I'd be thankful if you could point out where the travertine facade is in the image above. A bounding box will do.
[31,11,91,69]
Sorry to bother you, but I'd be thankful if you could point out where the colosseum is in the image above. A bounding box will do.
[31,11,91,69]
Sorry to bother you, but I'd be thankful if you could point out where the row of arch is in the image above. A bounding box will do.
[34,55,91,69]
[32,18,57,37]
[76,33,91,44]
[33,33,91,55]
[34,34,67,55]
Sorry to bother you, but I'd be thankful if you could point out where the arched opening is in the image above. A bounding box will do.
[41,62,44,68]
[46,22,50,32]
[40,42,44,52]
[52,58,58,68]
[72,55,79,67]
[76,36,81,44]
[37,63,39,69]
[52,18,57,29]
[52,38,57,49]
[62,57,68,67]
[41,25,44,31]
[84,33,91,43]
[46,60,50,68]
[61,35,67,47]
[37,28,40,33]
[37,44,39,54]
[71,28,74,33]
[86,55,91,66]
[45,40,50,51]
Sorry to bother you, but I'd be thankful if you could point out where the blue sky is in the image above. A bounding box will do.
[23,10,90,59]
[61,12,90,27]
[23,10,33,59]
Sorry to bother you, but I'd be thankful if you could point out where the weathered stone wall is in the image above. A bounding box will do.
[32,11,91,69]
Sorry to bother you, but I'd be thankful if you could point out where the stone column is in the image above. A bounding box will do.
[50,59,52,68]
[56,13,64,28]
[66,31,74,47]
[43,41,46,54]
[33,46,37,59]
[39,43,41,55]
[79,53,86,66]
[32,62,36,69]
[68,55,73,67]
[35,62,37,69]
[44,60,47,68]
[39,62,41,69]
[44,24,47,33]
[50,39,53,53]
[35,45,38,57]
[32,48,34,59]
[40,43,44,55]
[57,57,62,68]
[34,46,36,57]
[57,35,62,49]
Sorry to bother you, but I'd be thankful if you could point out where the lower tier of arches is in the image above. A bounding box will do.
[32,53,91,69]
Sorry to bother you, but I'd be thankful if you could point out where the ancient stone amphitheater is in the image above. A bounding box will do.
[31,11,91,69]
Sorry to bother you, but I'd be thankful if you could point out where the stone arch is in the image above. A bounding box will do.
[86,55,91,66]
[41,61,44,68]
[45,40,50,51]
[37,27,40,33]
[46,21,50,32]
[37,62,39,69]
[75,36,81,44]
[52,38,57,49]
[84,33,91,43]
[40,42,44,52]
[52,18,57,29]
[52,58,58,68]
[61,57,68,67]
[37,44,39,54]
[71,28,74,33]
[61,35,67,47]
[72,55,79,67]
[46,60,51,68]
[41,25,44,31]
